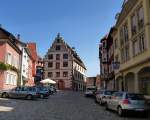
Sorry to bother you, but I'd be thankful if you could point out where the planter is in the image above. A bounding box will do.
[0,62,8,70]
[0,62,19,73]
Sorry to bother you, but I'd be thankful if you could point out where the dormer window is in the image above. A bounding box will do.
[56,45,61,50]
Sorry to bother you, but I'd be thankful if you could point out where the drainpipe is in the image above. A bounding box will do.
[20,48,23,86]
[72,57,74,91]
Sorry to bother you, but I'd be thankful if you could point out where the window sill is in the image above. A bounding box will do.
[5,83,16,86]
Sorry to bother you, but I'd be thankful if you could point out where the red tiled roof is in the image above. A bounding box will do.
[27,43,37,61]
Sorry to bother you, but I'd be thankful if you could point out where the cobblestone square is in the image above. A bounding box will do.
[0,91,149,120]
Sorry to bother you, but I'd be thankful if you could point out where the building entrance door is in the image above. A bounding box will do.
[58,80,65,90]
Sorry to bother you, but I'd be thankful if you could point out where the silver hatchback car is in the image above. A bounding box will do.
[95,90,116,105]
[0,86,38,100]
[105,92,150,117]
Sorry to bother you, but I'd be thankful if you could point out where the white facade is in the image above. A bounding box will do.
[17,42,32,86]
[73,61,86,91]
[44,36,73,89]
[44,34,86,90]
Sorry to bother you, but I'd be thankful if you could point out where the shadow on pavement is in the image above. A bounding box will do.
[105,109,150,119]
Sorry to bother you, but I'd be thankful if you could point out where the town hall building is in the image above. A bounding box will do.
[44,34,86,90]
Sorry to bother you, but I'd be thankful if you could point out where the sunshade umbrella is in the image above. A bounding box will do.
[40,78,56,84]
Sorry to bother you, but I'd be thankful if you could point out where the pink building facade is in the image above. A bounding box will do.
[0,28,21,90]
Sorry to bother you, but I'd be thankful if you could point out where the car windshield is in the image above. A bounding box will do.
[87,88,96,91]
[38,87,48,91]
[127,94,145,100]
[104,91,114,95]
[21,87,28,91]
[29,87,36,92]
[42,87,48,91]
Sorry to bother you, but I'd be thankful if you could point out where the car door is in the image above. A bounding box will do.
[108,93,117,110]
[16,87,24,98]
[97,91,103,102]
[10,87,20,98]
[113,92,123,111]
[9,88,17,98]
[18,87,28,98]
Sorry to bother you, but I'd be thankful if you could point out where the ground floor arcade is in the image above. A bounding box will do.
[115,62,150,95]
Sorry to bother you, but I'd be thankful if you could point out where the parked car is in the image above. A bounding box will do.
[95,90,116,105]
[84,86,97,97]
[49,86,56,94]
[36,86,50,99]
[105,92,150,117]
[94,89,101,97]
[0,86,38,100]
[43,86,56,95]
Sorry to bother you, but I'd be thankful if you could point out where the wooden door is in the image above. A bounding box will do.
[58,80,65,90]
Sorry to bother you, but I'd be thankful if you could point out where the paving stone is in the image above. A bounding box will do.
[0,91,149,120]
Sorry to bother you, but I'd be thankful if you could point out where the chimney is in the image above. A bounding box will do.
[17,34,20,40]
[72,47,75,50]
[115,13,120,20]
[57,33,60,38]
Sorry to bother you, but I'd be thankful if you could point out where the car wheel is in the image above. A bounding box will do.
[117,106,124,117]
[105,103,109,111]
[26,95,33,100]
[95,97,98,103]
[99,99,103,105]
[2,93,9,98]
[40,94,44,99]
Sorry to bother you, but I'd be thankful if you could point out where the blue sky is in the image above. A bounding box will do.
[0,0,123,76]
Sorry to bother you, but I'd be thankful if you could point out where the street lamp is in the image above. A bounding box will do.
[113,61,120,70]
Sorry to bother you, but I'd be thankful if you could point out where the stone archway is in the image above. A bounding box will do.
[125,72,135,92]
[116,76,123,91]
[138,67,150,95]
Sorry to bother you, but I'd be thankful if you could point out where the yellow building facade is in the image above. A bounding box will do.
[113,0,150,95]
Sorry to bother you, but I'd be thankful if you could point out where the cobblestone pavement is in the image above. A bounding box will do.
[0,91,149,120]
